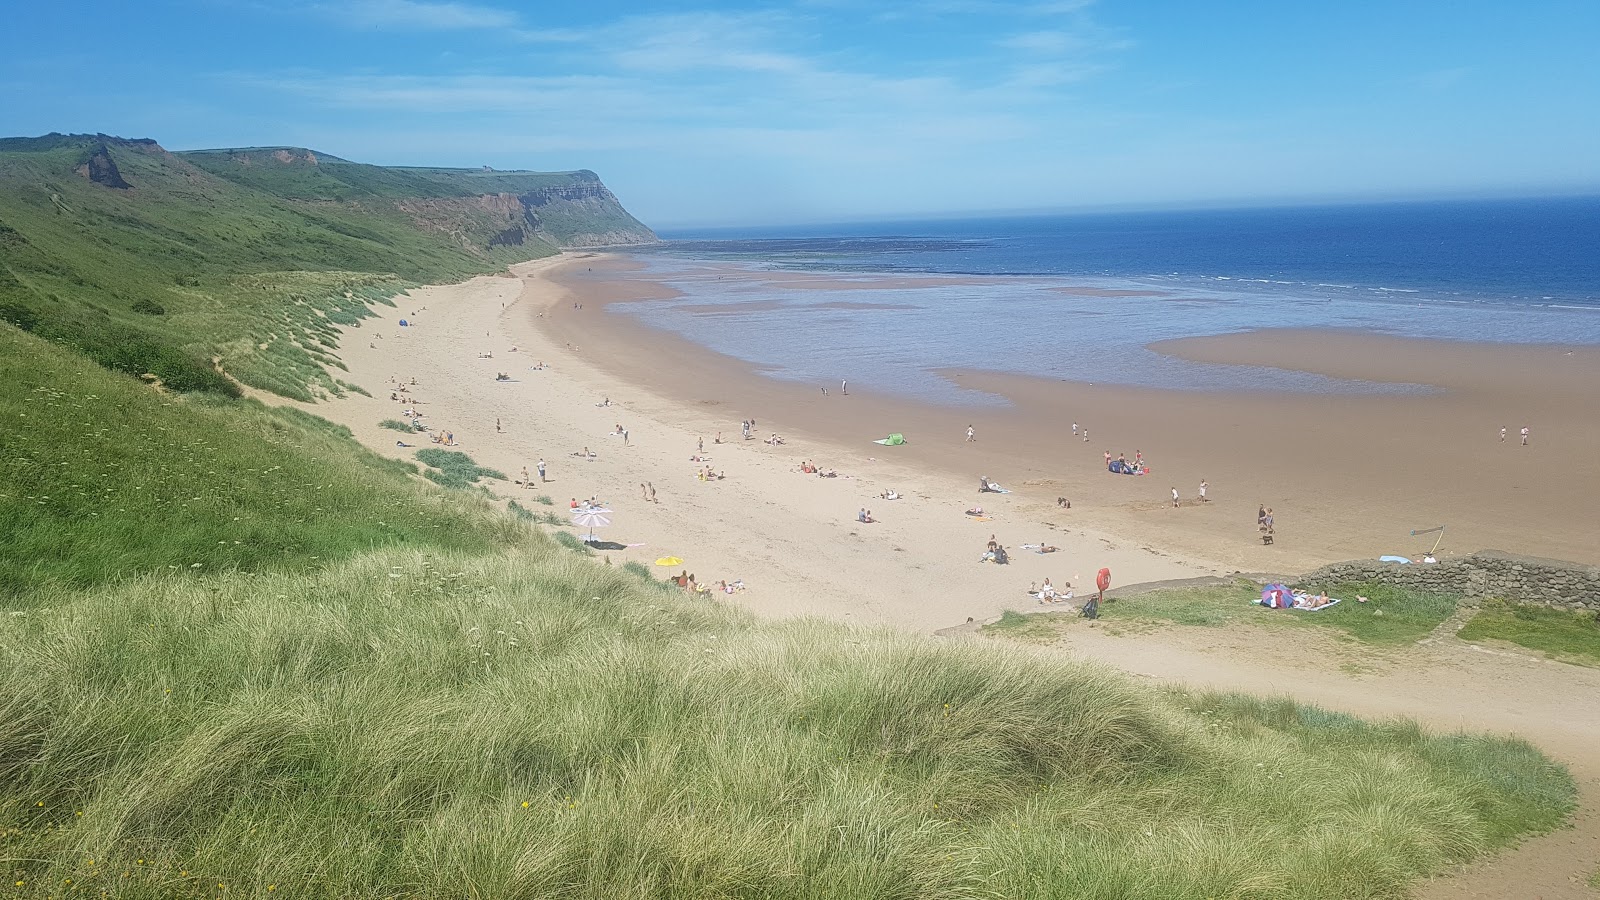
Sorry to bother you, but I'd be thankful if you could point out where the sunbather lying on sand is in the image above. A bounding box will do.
[880,489,899,500]
[965,506,985,517]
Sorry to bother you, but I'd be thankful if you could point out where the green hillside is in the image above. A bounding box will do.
[0,133,1578,898]
[0,133,653,401]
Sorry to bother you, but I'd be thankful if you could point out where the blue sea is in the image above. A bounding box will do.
[620,196,1600,402]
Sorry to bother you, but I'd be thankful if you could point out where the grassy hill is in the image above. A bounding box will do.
[0,133,653,400]
[0,133,1578,898]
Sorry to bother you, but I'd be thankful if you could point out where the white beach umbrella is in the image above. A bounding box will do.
[571,508,612,540]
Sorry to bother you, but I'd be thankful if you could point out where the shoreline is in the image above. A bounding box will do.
[308,252,1224,633]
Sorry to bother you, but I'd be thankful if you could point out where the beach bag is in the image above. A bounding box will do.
[1080,597,1099,619]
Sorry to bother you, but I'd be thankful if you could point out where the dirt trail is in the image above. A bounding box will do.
[978,615,1600,898]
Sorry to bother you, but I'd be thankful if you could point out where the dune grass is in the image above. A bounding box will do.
[379,418,415,432]
[0,549,1574,899]
[1458,600,1600,667]
[0,325,519,600]
[1000,581,1460,646]
[414,448,507,490]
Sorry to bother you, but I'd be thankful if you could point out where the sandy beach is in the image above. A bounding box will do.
[299,253,1600,897]
[313,256,1221,632]
[314,252,1600,633]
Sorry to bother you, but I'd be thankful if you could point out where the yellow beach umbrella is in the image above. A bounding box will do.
[654,556,684,567]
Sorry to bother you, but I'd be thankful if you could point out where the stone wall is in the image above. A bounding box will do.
[1296,550,1600,612]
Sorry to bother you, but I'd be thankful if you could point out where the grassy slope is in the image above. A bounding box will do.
[0,136,647,401]
[1458,600,1600,667]
[0,549,1574,899]
[0,325,519,599]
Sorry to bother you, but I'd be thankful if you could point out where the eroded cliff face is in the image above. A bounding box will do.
[513,173,657,247]
[387,185,654,253]
[75,142,133,189]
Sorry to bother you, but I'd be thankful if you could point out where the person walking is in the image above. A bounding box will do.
[536,458,546,482]
[1198,479,1208,502]
[966,425,976,442]
[1171,486,1180,508]
[1500,427,1507,443]
[841,379,848,395]
[1520,426,1530,446]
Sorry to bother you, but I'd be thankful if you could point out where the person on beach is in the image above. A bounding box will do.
[821,386,828,396]
[966,425,976,442]
[1258,504,1267,527]
[1500,427,1507,443]
[1082,428,1089,442]
[496,418,503,434]
[647,482,657,503]
[537,458,546,482]
[641,482,649,501]
[1198,480,1208,502]
[1072,421,1078,436]
[1521,426,1530,446]
[1171,487,1180,508]
[1104,451,1112,468]
[521,466,530,487]
[698,436,704,453]
[841,379,848,395]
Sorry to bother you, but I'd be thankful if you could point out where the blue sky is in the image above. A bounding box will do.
[2,1,1597,226]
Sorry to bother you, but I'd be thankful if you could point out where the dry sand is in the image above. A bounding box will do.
[302,253,1599,897]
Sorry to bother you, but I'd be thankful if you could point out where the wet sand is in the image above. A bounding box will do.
[544,255,1600,571]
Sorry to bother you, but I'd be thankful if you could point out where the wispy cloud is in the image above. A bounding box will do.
[311,0,518,31]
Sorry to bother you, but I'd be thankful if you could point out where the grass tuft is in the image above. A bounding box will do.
[414,448,507,490]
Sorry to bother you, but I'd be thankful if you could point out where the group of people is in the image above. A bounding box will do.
[1030,578,1074,604]
[980,534,1009,564]
[1105,451,1147,476]
[1500,426,1532,445]
[799,461,840,478]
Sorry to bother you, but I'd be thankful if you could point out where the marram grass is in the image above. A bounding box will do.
[0,550,1573,899]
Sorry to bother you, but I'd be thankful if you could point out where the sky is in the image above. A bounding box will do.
[2,1,1597,227]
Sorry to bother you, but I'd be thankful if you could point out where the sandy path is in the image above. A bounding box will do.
[304,255,1598,897]
[984,613,1600,899]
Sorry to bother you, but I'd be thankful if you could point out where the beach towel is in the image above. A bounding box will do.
[1379,555,1412,564]
[1292,598,1343,612]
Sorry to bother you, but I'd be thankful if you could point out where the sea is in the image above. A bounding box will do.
[618,196,1600,403]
